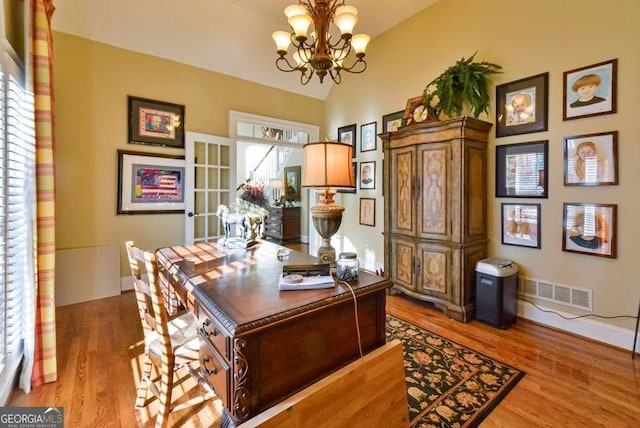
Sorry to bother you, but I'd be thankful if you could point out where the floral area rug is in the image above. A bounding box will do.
[386,315,525,427]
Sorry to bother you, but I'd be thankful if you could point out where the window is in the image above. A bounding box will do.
[0,48,35,404]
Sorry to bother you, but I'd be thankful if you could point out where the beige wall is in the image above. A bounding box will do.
[53,32,323,278]
[324,0,640,331]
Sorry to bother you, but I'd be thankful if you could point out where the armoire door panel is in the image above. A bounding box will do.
[417,144,451,239]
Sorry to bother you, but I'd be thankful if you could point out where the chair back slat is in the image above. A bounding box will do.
[126,241,160,339]
[144,250,174,360]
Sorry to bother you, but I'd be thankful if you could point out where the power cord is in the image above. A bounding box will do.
[520,298,637,320]
[338,280,363,359]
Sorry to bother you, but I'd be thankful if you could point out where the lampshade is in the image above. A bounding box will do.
[302,142,355,189]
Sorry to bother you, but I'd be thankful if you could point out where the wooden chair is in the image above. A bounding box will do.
[125,241,216,427]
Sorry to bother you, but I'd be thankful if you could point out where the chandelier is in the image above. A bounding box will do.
[272,1,370,85]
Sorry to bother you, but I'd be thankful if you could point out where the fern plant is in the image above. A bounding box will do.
[423,53,502,119]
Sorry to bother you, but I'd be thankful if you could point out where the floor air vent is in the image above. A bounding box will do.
[518,276,593,311]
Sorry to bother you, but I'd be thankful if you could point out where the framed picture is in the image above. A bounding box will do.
[128,96,185,148]
[360,122,377,152]
[496,141,548,198]
[382,110,404,132]
[337,161,357,194]
[338,124,357,159]
[496,72,548,137]
[564,131,618,186]
[359,198,375,226]
[117,150,186,214]
[562,203,617,258]
[563,59,617,121]
[501,203,541,249]
[283,165,302,202]
[359,161,375,190]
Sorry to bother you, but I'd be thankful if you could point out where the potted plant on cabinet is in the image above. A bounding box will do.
[423,52,502,120]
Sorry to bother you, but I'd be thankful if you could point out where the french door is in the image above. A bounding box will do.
[184,132,236,245]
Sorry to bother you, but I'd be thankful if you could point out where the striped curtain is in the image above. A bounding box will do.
[29,0,57,389]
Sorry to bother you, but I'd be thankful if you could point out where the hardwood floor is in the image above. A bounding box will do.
[8,263,640,427]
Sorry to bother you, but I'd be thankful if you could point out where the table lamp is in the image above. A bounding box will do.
[302,142,355,265]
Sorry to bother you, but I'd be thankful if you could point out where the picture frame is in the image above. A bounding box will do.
[359,161,375,190]
[117,150,186,214]
[338,123,357,159]
[495,72,548,137]
[563,59,617,121]
[563,131,618,186]
[128,96,185,148]
[283,165,302,202]
[382,110,404,132]
[496,141,548,198]
[501,203,541,249]
[562,203,617,258]
[359,198,375,226]
[360,121,377,152]
[337,161,357,194]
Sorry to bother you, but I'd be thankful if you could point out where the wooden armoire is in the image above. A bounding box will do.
[380,117,492,322]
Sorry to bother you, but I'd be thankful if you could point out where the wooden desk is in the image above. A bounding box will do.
[156,241,391,424]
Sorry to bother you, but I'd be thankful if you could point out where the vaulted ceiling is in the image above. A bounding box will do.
[51,0,438,99]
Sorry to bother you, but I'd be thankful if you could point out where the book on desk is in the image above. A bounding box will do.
[278,263,335,291]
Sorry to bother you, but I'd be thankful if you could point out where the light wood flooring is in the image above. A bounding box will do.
[8,245,640,427]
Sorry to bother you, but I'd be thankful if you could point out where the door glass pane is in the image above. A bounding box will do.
[207,191,219,212]
[220,145,230,167]
[195,141,205,164]
[208,215,219,239]
[208,167,219,189]
[220,190,230,206]
[194,215,205,240]
[195,166,206,189]
[208,144,218,165]
[220,168,230,189]
[195,191,205,214]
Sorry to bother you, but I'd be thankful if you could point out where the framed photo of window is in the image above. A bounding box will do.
[360,122,377,152]
[563,59,617,121]
[359,161,375,190]
[338,123,357,158]
[564,131,618,186]
[501,203,541,249]
[495,73,548,137]
[496,141,548,198]
[359,198,375,226]
[128,96,185,148]
[382,110,404,132]
[117,150,186,214]
[562,203,617,258]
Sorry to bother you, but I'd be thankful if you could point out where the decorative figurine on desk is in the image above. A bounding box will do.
[216,204,255,248]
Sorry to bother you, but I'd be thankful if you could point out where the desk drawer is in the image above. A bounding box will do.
[196,304,231,360]
[200,339,230,408]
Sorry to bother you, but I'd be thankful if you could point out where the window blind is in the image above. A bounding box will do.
[0,49,35,405]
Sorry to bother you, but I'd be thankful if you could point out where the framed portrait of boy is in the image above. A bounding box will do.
[501,203,541,249]
[338,124,357,158]
[563,59,617,121]
[359,161,375,190]
[359,198,375,226]
[563,131,618,186]
[562,203,617,258]
[495,73,548,137]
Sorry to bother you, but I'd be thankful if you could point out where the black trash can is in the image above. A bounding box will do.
[475,258,518,329]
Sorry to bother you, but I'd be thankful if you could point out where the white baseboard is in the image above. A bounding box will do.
[121,275,134,291]
[517,300,639,352]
